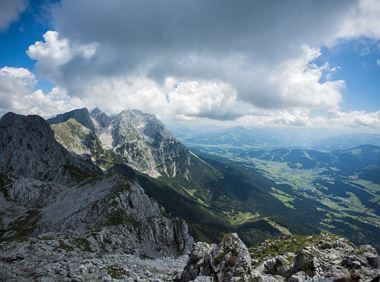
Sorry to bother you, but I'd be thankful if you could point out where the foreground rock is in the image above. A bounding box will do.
[181,233,379,282]
[180,233,253,281]
[0,237,189,281]
[1,232,379,281]
[252,233,380,281]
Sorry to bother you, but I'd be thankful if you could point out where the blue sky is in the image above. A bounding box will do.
[316,41,380,112]
[0,0,379,131]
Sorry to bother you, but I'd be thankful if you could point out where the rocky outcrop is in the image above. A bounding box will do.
[180,233,253,281]
[0,112,99,185]
[50,118,104,160]
[0,111,193,259]
[49,108,220,182]
[0,237,190,281]
[34,175,193,258]
[252,233,380,281]
[90,107,112,129]
[47,107,96,132]
[181,233,380,282]
[1,227,379,281]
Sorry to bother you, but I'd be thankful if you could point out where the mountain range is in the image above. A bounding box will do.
[170,124,380,151]
[0,111,192,258]
[2,108,380,250]
[0,108,380,280]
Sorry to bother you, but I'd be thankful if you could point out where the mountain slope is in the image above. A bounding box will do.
[47,108,320,246]
[0,112,99,184]
[48,108,221,184]
[0,112,193,258]
[47,107,96,132]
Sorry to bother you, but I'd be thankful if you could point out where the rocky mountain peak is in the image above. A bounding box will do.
[47,107,95,132]
[115,109,173,142]
[50,107,214,179]
[90,107,112,129]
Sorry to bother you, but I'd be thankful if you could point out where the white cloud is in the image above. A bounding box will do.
[27,31,96,79]
[27,31,345,117]
[264,46,344,109]
[327,110,380,129]
[27,31,72,77]
[52,74,251,121]
[1,65,377,131]
[0,66,83,117]
[239,109,380,130]
[15,0,380,131]
[41,0,356,119]
[337,0,380,41]
[238,110,312,127]
[164,78,251,120]
[0,0,27,31]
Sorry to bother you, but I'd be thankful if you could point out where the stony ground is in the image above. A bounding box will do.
[0,237,189,281]
[1,233,379,281]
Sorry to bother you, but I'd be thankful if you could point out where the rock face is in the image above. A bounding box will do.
[181,233,380,282]
[48,108,219,181]
[110,109,187,178]
[0,112,193,259]
[180,233,253,281]
[0,237,190,281]
[47,107,96,132]
[34,175,193,258]
[0,112,99,184]
[252,233,380,282]
[50,118,104,160]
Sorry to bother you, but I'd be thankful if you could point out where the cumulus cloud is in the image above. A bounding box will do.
[327,110,380,129]
[337,0,380,41]
[0,0,27,31]
[239,109,380,130]
[19,0,380,130]
[45,73,251,121]
[27,31,345,116]
[0,67,83,117]
[27,31,72,77]
[254,46,344,109]
[43,0,356,114]
[164,78,252,120]
[27,31,97,80]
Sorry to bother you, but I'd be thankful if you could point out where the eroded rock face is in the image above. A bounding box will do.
[0,112,99,185]
[48,108,220,182]
[180,233,253,281]
[0,112,193,259]
[182,233,380,282]
[255,234,380,282]
[180,242,215,281]
[0,237,190,281]
[34,175,193,258]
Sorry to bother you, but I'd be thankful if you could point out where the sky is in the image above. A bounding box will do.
[0,0,380,132]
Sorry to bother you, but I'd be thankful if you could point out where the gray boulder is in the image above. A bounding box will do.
[180,233,253,281]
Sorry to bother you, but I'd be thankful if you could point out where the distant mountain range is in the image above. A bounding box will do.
[169,124,380,151]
